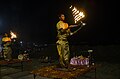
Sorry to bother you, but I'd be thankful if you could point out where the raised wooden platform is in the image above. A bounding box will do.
[0,59,32,71]
[31,64,98,79]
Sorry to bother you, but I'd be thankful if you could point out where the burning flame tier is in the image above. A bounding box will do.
[70,5,85,23]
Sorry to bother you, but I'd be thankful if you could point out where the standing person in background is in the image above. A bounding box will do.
[2,33,12,61]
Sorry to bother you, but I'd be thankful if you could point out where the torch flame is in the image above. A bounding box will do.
[10,31,17,39]
[69,5,72,9]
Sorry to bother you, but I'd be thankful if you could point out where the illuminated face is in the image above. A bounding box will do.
[59,14,65,21]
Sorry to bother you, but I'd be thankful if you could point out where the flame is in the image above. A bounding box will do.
[2,37,11,42]
[10,31,17,39]
[69,5,72,9]
[70,5,85,23]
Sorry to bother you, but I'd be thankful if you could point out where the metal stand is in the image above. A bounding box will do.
[21,62,23,72]
[33,74,36,79]
[88,50,93,65]
[88,50,97,79]
[0,65,1,79]
[95,67,97,79]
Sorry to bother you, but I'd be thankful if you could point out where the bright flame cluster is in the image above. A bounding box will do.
[70,5,85,23]
[10,31,17,39]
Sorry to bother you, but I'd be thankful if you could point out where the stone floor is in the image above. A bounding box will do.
[0,58,120,79]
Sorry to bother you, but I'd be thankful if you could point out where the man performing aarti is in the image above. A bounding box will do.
[56,13,85,68]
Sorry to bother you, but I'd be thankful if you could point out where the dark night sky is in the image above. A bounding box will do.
[0,0,118,45]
